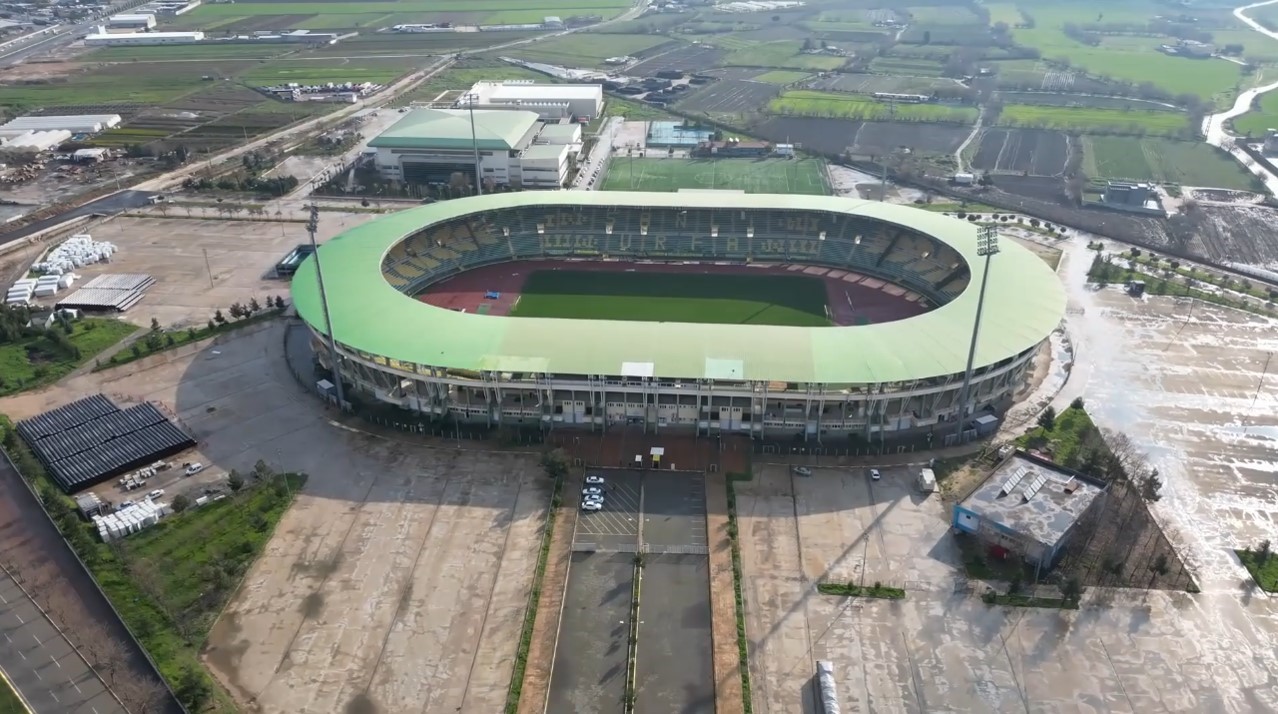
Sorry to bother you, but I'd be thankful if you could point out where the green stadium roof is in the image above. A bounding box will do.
[291,192,1066,384]
[367,108,539,152]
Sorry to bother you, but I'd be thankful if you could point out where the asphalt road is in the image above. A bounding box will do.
[0,190,158,248]
[0,570,126,714]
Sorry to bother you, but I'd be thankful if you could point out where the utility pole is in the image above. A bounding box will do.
[307,203,346,409]
[464,92,483,196]
[953,225,999,444]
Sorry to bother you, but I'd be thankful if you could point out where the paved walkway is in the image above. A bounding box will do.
[0,567,125,714]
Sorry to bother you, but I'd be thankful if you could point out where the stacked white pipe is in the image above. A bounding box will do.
[33,274,61,298]
[5,278,35,305]
[33,233,117,275]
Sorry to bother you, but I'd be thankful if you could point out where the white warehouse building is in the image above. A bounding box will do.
[84,29,205,46]
[459,80,603,121]
[369,108,573,189]
[107,13,157,29]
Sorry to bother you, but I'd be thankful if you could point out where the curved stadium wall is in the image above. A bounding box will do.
[291,192,1066,442]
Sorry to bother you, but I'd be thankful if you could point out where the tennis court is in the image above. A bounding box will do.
[602,157,830,195]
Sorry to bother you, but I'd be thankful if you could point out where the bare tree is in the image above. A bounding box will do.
[115,675,171,714]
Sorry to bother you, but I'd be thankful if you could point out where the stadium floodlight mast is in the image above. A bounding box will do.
[953,224,999,443]
[462,91,483,196]
[307,203,346,409]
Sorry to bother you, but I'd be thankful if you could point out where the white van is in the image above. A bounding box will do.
[916,468,936,494]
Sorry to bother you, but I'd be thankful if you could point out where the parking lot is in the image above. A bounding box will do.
[553,469,713,713]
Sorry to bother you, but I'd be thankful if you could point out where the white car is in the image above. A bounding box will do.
[792,466,813,477]
[147,489,164,500]
[184,462,204,476]
[581,501,603,512]
[585,475,606,485]
[582,486,603,496]
[870,468,881,481]
[119,500,134,509]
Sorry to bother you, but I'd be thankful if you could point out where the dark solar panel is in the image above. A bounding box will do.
[17,394,196,493]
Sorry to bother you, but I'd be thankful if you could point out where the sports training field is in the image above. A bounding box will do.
[601,157,830,195]
[508,270,831,326]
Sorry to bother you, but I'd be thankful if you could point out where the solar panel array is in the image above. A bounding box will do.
[17,395,196,493]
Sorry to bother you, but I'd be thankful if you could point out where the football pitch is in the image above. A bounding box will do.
[601,157,830,195]
[509,270,831,326]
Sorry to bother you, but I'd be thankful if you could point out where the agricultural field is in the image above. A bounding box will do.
[996,91,1180,113]
[677,80,781,116]
[1081,136,1260,190]
[304,30,539,56]
[178,0,633,22]
[1232,88,1278,136]
[86,44,294,61]
[753,116,971,157]
[970,128,1068,177]
[509,269,831,326]
[808,73,957,94]
[751,70,811,84]
[996,104,1191,136]
[238,57,418,86]
[770,91,978,123]
[901,5,982,25]
[501,33,674,66]
[868,56,945,76]
[984,3,1024,26]
[720,40,847,71]
[1007,0,1245,100]
[0,60,256,110]
[601,157,829,195]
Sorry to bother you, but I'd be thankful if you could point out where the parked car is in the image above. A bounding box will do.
[581,501,603,512]
[585,475,606,485]
[184,462,205,476]
[869,468,881,481]
[146,489,164,500]
[119,500,134,509]
[582,486,603,496]
[792,466,813,477]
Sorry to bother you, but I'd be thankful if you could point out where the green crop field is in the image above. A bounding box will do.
[238,57,417,85]
[1081,136,1260,190]
[87,43,292,60]
[602,157,829,195]
[503,33,672,65]
[720,40,847,70]
[1233,88,1278,136]
[510,270,831,326]
[184,0,631,19]
[770,90,978,123]
[997,104,1191,136]
[752,70,812,84]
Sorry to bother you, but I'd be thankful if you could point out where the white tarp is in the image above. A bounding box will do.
[817,660,840,714]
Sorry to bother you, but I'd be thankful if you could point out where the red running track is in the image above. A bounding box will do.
[416,259,931,326]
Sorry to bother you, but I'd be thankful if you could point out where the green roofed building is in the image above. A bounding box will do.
[292,192,1066,444]
[370,108,570,188]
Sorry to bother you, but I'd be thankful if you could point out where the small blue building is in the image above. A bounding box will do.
[952,451,1106,573]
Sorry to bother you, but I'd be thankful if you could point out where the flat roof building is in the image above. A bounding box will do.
[107,13,156,29]
[461,80,603,121]
[369,108,569,189]
[953,451,1107,573]
[84,29,204,46]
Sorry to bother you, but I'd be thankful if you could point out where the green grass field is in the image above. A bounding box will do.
[751,70,811,84]
[0,675,24,714]
[1233,86,1278,136]
[238,57,416,85]
[1081,136,1260,190]
[720,40,847,71]
[0,319,137,396]
[601,157,829,195]
[183,0,631,19]
[997,104,1191,136]
[510,270,831,326]
[502,33,673,65]
[770,90,978,123]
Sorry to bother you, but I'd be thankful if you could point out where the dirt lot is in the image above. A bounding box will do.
[971,128,1069,177]
[51,212,379,329]
[1185,204,1278,266]
[1,324,550,714]
[753,117,971,157]
[735,462,1278,713]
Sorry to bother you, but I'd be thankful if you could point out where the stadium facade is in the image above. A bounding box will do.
[291,192,1065,442]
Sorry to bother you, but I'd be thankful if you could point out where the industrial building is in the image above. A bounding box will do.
[0,114,121,137]
[84,29,204,46]
[107,13,157,29]
[459,80,604,121]
[952,451,1107,573]
[369,108,572,188]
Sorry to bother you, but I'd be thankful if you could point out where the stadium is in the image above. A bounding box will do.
[291,192,1065,442]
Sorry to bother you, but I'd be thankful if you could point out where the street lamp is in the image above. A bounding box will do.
[462,92,483,196]
[953,224,999,443]
[307,203,346,410]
